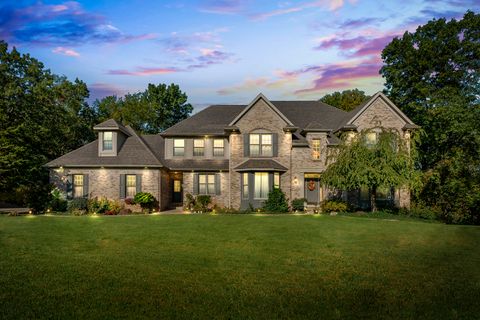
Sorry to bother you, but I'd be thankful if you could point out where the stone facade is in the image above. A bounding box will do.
[229,99,292,209]
[50,167,165,209]
[182,172,230,208]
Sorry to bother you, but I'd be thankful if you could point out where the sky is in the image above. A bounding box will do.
[0,0,478,110]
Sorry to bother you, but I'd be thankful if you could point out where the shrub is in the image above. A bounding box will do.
[88,197,111,214]
[321,200,348,213]
[184,193,195,211]
[124,198,134,205]
[291,198,306,212]
[196,195,212,212]
[119,208,132,215]
[50,198,68,212]
[67,198,88,213]
[133,192,157,212]
[263,188,289,213]
[399,204,440,220]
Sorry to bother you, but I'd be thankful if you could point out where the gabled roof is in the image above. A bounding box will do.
[45,132,163,168]
[229,93,294,126]
[346,92,416,126]
[93,119,131,136]
[234,159,288,172]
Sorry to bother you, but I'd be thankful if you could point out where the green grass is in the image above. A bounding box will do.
[0,214,479,319]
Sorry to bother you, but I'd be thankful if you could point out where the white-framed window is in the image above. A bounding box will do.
[213,139,224,157]
[274,172,280,189]
[102,132,113,151]
[242,173,249,199]
[126,175,136,198]
[312,139,321,160]
[173,139,185,156]
[193,139,205,157]
[254,172,269,199]
[365,132,378,147]
[199,174,216,195]
[250,133,272,157]
[73,174,84,198]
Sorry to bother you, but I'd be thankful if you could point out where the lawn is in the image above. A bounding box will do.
[0,214,479,319]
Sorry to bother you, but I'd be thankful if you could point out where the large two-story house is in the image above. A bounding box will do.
[46,92,418,211]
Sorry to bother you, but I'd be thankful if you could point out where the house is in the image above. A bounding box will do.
[46,92,418,211]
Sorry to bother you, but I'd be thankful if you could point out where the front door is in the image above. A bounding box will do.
[305,174,321,204]
[172,179,182,203]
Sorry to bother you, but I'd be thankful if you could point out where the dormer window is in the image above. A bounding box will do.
[173,139,185,156]
[250,133,272,157]
[102,132,113,151]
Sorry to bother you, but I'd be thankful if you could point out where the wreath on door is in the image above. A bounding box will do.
[307,180,316,191]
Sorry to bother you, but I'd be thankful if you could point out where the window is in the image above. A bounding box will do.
[250,133,272,157]
[73,174,84,198]
[274,172,280,189]
[125,175,137,198]
[199,174,215,195]
[242,173,249,199]
[173,139,185,156]
[174,180,181,193]
[254,172,269,199]
[312,139,321,160]
[365,132,378,147]
[213,139,224,157]
[193,139,205,156]
[102,132,113,151]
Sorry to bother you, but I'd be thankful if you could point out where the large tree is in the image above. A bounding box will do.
[0,41,96,210]
[95,83,193,134]
[380,11,480,224]
[319,89,370,111]
[322,130,420,212]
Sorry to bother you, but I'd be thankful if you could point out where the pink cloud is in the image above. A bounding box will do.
[294,56,382,94]
[89,83,126,100]
[315,32,401,58]
[251,0,355,20]
[107,67,180,76]
[52,46,80,57]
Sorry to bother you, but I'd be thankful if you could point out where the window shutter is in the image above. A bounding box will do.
[83,174,89,198]
[243,134,249,157]
[120,174,126,198]
[66,175,73,200]
[215,173,221,195]
[268,173,274,192]
[136,174,142,194]
[193,173,199,195]
[272,133,278,157]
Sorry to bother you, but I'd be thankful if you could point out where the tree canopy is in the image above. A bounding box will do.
[0,41,96,208]
[380,11,480,224]
[319,89,370,111]
[95,83,193,134]
[322,130,420,211]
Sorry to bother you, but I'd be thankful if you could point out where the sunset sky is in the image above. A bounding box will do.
[1,0,478,110]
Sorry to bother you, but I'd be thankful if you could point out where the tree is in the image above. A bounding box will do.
[380,11,480,223]
[320,89,370,111]
[94,83,193,134]
[0,41,96,210]
[322,130,420,212]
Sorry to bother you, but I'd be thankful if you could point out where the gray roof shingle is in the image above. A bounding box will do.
[234,159,288,172]
[163,159,229,171]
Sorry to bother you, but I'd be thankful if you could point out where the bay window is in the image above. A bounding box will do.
[254,172,269,199]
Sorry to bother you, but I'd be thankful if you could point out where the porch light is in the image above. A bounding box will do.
[293,176,299,186]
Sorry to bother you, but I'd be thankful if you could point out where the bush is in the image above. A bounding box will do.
[184,193,195,211]
[88,197,111,214]
[321,200,348,213]
[119,208,132,215]
[67,198,88,213]
[399,204,440,220]
[48,187,67,212]
[196,195,212,212]
[133,192,157,212]
[291,198,306,212]
[124,198,134,205]
[263,188,289,213]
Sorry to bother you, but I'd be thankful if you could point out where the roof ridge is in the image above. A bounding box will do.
[125,126,163,166]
